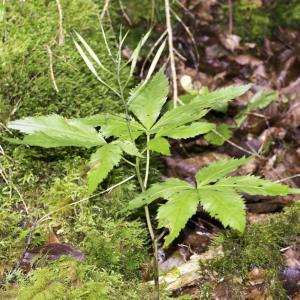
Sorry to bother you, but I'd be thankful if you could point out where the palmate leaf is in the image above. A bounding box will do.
[77,113,144,140]
[196,157,251,186]
[129,69,168,130]
[156,122,215,139]
[198,188,246,232]
[157,190,199,247]
[148,137,170,155]
[8,115,105,148]
[127,178,193,210]
[87,144,123,194]
[128,156,300,246]
[149,86,249,134]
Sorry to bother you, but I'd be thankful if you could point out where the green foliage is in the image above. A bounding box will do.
[148,137,171,156]
[7,63,293,249]
[157,190,199,246]
[228,0,300,42]
[129,158,298,246]
[15,258,146,300]
[129,69,168,130]
[7,115,106,148]
[204,124,233,146]
[78,113,144,140]
[235,91,277,127]
[87,144,123,193]
[156,122,215,139]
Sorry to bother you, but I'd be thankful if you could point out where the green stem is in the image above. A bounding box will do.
[144,134,150,188]
[116,40,159,300]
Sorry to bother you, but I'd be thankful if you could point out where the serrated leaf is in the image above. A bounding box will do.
[204,124,233,146]
[152,85,251,133]
[148,137,170,155]
[157,190,199,247]
[150,102,209,133]
[113,140,142,157]
[196,157,251,187]
[156,122,215,139]
[129,69,168,130]
[77,113,144,140]
[235,91,277,127]
[210,175,294,196]
[199,188,246,232]
[127,178,193,210]
[87,144,122,194]
[191,84,252,106]
[8,115,105,148]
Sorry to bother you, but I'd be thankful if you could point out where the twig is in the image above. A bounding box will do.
[170,8,199,64]
[118,0,132,26]
[165,0,178,108]
[228,0,233,34]
[173,47,187,61]
[275,174,300,183]
[38,175,135,224]
[100,0,111,20]
[211,129,264,158]
[46,45,59,93]
[56,0,64,46]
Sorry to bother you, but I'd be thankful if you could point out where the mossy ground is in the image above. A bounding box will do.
[199,203,300,299]
[0,0,154,298]
[225,0,300,42]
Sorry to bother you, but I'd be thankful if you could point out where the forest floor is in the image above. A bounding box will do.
[2,1,300,299]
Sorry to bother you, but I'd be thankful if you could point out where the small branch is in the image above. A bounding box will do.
[56,0,64,46]
[38,175,135,224]
[100,0,111,20]
[118,0,133,26]
[165,0,178,108]
[228,0,233,34]
[275,174,300,183]
[46,45,59,93]
[170,8,199,64]
[212,129,264,159]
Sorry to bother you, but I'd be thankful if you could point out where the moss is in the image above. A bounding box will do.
[0,1,151,294]
[225,0,300,42]
[0,0,121,121]
[11,257,149,300]
[201,203,300,298]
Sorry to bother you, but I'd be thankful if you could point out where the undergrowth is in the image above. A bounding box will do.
[0,0,150,298]
[201,203,300,299]
[227,0,300,42]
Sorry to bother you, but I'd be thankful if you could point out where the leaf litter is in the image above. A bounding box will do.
[127,0,300,297]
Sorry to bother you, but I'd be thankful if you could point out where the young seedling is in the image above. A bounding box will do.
[5,32,299,299]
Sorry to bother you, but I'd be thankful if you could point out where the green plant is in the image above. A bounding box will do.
[5,31,299,298]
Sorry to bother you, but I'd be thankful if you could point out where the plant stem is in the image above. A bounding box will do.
[144,134,150,188]
[165,0,178,108]
[116,36,159,299]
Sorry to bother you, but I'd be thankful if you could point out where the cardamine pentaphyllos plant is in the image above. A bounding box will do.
[5,31,300,298]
